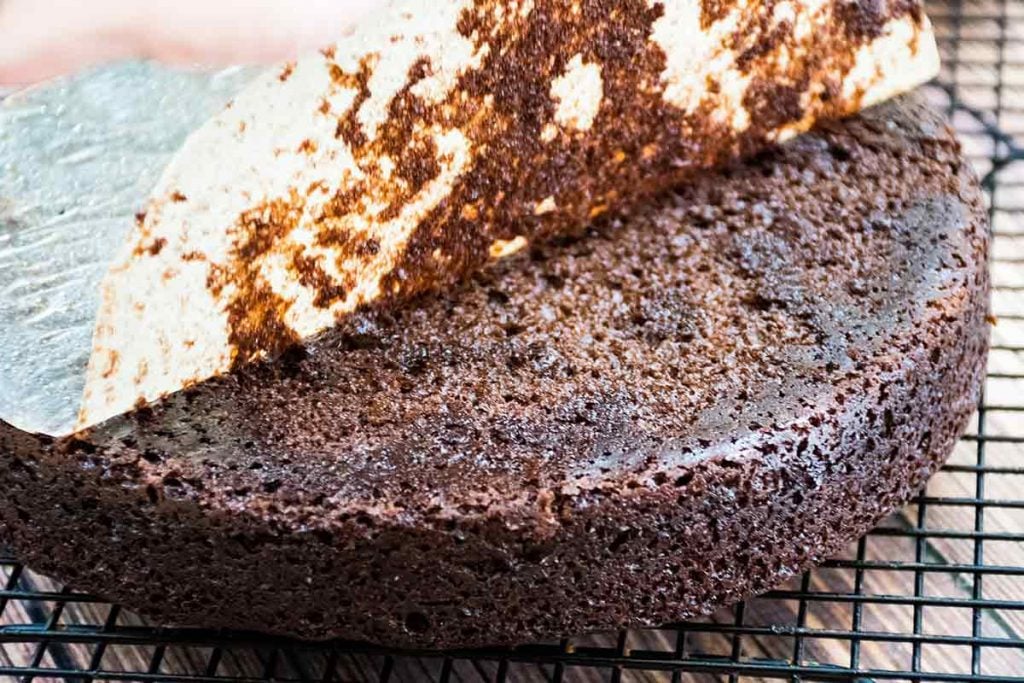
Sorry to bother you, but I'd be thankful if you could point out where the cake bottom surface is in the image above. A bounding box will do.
[0,96,991,648]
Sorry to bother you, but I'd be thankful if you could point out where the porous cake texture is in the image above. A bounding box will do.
[1,97,990,648]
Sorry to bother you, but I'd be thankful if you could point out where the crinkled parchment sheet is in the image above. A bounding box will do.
[0,63,257,436]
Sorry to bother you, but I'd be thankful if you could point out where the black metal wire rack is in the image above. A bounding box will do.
[2,0,1023,680]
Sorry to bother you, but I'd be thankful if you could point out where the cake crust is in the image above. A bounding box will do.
[0,97,990,648]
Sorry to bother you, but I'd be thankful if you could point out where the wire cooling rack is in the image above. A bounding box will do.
[2,0,1024,680]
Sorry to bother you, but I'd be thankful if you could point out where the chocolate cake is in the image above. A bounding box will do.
[0,96,990,649]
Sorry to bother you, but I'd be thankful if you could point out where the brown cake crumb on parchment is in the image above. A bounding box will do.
[79,0,939,432]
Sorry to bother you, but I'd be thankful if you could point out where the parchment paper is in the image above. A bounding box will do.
[0,63,256,435]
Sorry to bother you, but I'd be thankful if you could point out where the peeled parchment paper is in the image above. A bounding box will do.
[0,63,257,436]
[0,0,939,438]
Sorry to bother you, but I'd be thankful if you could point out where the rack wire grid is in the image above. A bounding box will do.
[2,0,1023,681]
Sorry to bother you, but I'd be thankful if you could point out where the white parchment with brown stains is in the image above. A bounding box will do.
[79,0,940,431]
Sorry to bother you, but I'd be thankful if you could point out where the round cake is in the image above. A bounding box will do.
[0,96,990,648]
